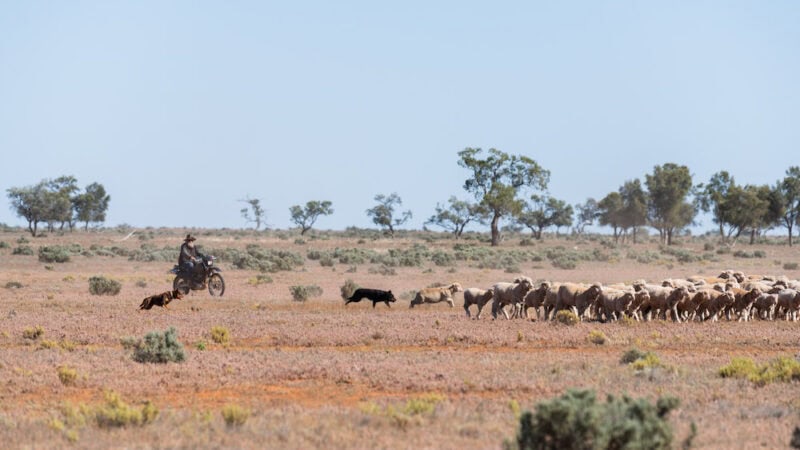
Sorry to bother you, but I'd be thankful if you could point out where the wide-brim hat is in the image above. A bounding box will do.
[184,234,196,242]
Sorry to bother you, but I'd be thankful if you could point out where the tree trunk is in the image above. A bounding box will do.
[632,227,637,244]
[490,213,501,246]
[789,223,794,247]
[749,228,756,245]
[667,228,673,246]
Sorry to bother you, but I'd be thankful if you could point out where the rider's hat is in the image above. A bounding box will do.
[184,234,196,242]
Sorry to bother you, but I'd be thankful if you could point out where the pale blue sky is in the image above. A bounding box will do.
[1,1,798,232]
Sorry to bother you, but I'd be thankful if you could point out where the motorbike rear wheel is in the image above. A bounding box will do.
[173,276,191,295]
[208,273,225,297]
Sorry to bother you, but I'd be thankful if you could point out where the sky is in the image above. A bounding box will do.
[1,1,799,234]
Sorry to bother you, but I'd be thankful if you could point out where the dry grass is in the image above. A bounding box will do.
[0,228,799,448]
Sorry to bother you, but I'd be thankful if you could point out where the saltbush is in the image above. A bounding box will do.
[57,366,78,386]
[290,284,323,301]
[38,245,72,263]
[504,389,679,450]
[222,404,249,427]
[719,356,800,386]
[340,279,359,301]
[5,281,23,289]
[784,262,799,271]
[23,325,45,340]
[95,390,158,428]
[12,245,34,256]
[554,310,579,326]
[210,326,230,345]
[131,327,186,364]
[88,276,122,296]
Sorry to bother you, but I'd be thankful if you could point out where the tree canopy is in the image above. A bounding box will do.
[458,148,549,246]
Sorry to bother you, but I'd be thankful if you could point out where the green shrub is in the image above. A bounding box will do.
[95,390,158,428]
[340,279,359,301]
[131,327,186,364]
[551,255,578,270]
[290,284,323,301]
[5,281,23,289]
[719,356,800,386]
[57,366,78,386]
[504,389,679,450]
[230,246,304,272]
[210,326,230,345]
[319,255,335,267]
[23,325,45,340]
[368,264,397,276]
[554,310,579,325]
[0,241,9,249]
[754,250,766,258]
[784,262,799,271]
[703,242,715,252]
[12,245,34,256]
[88,276,122,296]
[222,404,249,427]
[38,246,72,263]
[587,330,607,345]
[620,348,648,365]
[247,274,273,286]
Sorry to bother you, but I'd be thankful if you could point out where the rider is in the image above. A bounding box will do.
[179,234,205,282]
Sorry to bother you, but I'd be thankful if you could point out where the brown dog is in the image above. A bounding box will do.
[139,290,183,310]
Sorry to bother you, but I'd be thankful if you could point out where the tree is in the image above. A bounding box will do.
[7,182,48,236]
[239,197,265,230]
[574,198,599,235]
[73,183,110,231]
[48,175,79,231]
[289,200,334,235]
[597,192,624,243]
[425,196,485,239]
[645,163,696,245]
[365,193,412,237]
[517,195,573,240]
[458,148,550,246]
[777,166,800,246]
[618,179,648,244]
[696,171,737,242]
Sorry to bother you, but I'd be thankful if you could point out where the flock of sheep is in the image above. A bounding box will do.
[411,270,800,323]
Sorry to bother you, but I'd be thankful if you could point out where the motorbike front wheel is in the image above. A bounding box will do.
[173,276,191,295]
[208,273,225,297]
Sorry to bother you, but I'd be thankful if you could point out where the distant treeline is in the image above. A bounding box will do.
[7,150,800,246]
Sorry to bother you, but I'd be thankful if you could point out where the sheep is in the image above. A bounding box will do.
[555,283,603,321]
[775,289,800,321]
[463,288,493,319]
[491,277,534,320]
[410,283,463,308]
[596,289,635,322]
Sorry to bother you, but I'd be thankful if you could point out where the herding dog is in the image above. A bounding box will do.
[345,288,397,308]
[139,290,183,310]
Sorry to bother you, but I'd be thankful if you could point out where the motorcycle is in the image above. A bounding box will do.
[170,254,225,297]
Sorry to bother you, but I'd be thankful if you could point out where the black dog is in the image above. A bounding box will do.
[139,290,183,310]
[346,288,397,308]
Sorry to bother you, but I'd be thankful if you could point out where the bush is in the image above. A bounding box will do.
[95,390,158,428]
[368,264,397,276]
[504,389,679,450]
[57,366,78,386]
[290,284,323,301]
[12,245,34,256]
[587,330,607,345]
[784,262,799,271]
[551,255,578,270]
[0,241,9,249]
[247,274,273,286]
[5,281,23,289]
[222,404,249,427]
[88,276,122,296]
[319,255,335,267]
[719,356,800,386]
[23,325,45,340]
[131,327,186,364]
[340,279,359,301]
[38,246,72,263]
[554,310,579,326]
[210,326,230,345]
[620,348,648,365]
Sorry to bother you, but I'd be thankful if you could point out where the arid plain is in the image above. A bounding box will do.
[1,228,799,449]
